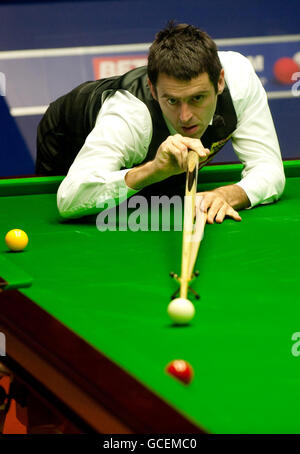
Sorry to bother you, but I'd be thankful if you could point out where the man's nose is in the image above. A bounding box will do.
[179,103,193,123]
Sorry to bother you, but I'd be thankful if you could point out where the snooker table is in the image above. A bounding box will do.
[0,160,300,434]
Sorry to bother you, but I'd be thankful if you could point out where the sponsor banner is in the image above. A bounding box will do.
[0,37,300,109]
[218,41,300,93]
[0,37,299,162]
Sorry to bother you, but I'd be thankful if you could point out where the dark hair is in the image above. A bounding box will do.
[147,22,222,93]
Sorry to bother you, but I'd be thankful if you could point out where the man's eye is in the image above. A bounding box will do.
[167,98,177,105]
[193,95,203,102]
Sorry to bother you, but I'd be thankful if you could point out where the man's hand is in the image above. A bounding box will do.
[196,185,250,224]
[153,134,210,177]
[125,134,210,190]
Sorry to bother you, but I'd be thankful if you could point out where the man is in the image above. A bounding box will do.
[36,22,285,222]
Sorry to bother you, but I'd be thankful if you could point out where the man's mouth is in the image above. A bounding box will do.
[181,125,199,135]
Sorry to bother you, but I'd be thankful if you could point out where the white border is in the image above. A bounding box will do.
[10,106,48,116]
[0,43,151,60]
[0,34,300,60]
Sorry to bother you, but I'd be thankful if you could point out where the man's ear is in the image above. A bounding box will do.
[147,78,157,100]
[217,69,225,95]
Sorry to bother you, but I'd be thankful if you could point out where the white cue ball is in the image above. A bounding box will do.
[293,51,300,67]
[167,298,195,325]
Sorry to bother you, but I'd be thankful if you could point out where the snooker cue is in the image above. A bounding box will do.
[188,201,207,280]
[179,150,200,298]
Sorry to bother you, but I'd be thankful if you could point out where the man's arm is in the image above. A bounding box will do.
[213,184,250,210]
[223,52,285,208]
[196,52,285,224]
[124,161,167,190]
[57,91,152,218]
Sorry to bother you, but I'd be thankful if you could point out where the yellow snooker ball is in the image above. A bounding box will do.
[5,229,29,252]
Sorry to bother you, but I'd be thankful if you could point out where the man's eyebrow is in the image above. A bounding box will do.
[161,90,210,99]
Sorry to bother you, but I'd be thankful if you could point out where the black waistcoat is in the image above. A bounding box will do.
[36,66,237,193]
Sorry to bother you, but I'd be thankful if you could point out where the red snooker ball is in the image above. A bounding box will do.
[273,57,300,85]
[166,359,194,385]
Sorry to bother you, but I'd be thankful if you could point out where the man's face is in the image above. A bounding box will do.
[148,70,225,139]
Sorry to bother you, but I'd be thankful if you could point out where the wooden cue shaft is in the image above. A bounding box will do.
[188,205,207,279]
[180,150,200,298]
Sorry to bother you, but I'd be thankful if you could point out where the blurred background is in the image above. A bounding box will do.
[0,0,300,176]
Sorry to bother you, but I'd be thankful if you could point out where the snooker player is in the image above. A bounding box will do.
[36,22,285,222]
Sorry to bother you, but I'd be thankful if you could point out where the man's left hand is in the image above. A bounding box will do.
[196,190,242,224]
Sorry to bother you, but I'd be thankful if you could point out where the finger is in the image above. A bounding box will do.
[171,135,189,153]
[177,150,184,170]
[180,137,202,148]
[181,137,210,159]
[195,147,210,161]
[168,140,187,155]
[161,139,187,171]
[162,135,187,155]
[215,205,228,224]
[172,149,187,171]
[195,192,211,214]
[207,198,224,224]
[227,207,242,221]
[174,136,209,163]
[195,194,205,213]
[182,147,188,171]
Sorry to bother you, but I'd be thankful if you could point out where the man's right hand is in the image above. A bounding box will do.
[152,134,210,178]
[125,134,210,191]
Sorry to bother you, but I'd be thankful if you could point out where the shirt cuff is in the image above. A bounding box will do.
[93,168,139,207]
[235,176,282,209]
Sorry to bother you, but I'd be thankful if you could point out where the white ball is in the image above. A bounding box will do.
[167,298,195,325]
[293,51,300,67]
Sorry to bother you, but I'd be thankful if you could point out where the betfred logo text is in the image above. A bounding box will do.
[93,55,147,79]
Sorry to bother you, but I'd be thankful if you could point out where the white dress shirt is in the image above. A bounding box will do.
[57,51,285,218]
